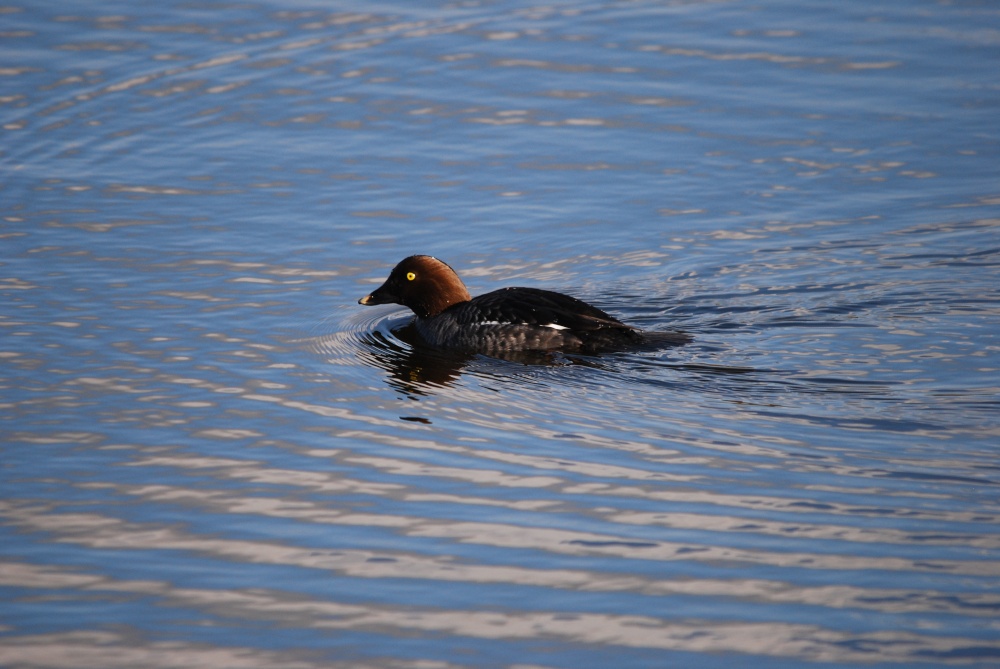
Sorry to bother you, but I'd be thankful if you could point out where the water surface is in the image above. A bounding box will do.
[2,1,1000,667]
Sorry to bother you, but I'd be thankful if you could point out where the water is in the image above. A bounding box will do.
[2,1,999,667]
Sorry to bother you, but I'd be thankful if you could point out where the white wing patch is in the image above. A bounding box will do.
[476,321,568,330]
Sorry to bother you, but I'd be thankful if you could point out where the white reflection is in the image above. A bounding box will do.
[1,561,997,665]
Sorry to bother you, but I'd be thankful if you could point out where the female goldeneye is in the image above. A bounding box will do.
[358,255,687,353]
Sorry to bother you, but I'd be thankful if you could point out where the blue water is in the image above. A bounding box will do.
[2,1,1000,667]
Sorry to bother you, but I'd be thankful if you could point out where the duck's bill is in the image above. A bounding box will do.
[358,284,398,306]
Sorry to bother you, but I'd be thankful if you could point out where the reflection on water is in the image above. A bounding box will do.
[3,0,1000,667]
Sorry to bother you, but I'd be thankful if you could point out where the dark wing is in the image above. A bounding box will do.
[451,287,638,333]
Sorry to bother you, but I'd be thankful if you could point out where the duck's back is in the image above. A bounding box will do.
[415,286,642,353]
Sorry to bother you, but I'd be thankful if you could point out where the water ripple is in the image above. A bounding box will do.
[4,1,1000,667]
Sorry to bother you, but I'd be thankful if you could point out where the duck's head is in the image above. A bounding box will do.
[358,255,472,318]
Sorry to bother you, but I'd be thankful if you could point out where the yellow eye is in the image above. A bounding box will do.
[406,272,416,281]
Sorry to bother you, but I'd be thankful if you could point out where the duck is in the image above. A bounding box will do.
[358,255,687,354]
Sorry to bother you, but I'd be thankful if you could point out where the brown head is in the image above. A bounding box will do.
[358,255,472,318]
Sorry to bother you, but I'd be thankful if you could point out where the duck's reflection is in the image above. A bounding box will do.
[359,324,473,396]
